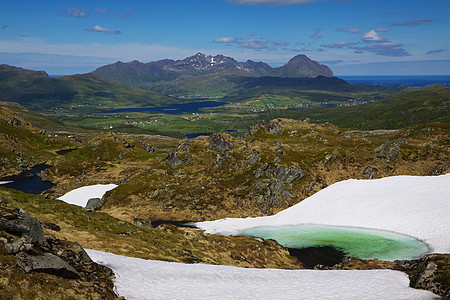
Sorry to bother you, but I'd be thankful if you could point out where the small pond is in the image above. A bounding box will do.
[0,164,53,195]
[242,224,429,261]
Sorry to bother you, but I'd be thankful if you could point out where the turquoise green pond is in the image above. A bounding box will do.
[242,225,429,261]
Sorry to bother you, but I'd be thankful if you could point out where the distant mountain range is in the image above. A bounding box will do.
[91,53,334,96]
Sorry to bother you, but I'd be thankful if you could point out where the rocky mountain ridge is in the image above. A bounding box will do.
[91,53,333,87]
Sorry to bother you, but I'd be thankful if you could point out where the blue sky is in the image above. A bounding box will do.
[0,0,449,75]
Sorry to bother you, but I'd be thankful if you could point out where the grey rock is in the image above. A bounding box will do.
[84,198,102,212]
[6,117,22,126]
[208,133,234,152]
[0,218,29,235]
[134,218,152,227]
[4,237,33,254]
[177,140,194,152]
[245,120,283,136]
[373,140,401,163]
[166,151,184,169]
[246,150,261,167]
[431,160,448,176]
[254,163,269,178]
[17,252,80,279]
[362,166,378,179]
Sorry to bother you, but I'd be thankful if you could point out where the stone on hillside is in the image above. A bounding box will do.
[208,133,234,152]
[246,120,284,136]
[16,252,80,279]
[1,208,49,248]
[6,117,22,126]
[4,237,33,254]
[167,151,184,169]
[374,140,400,163]
[134,218,152,227]
[362,166,378,179]
[431,160,448,176]
[246,150,261,167]
[84,198,102,212]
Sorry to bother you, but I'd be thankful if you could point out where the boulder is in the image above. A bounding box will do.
[362,166,378,179]
[167,151,184,169]
[4,237,33,254]
[6,117,22,127]
[84,198,102,212]
[16,252,80,279]
[208,133,234,152]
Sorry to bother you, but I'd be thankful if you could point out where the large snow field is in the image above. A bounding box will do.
[86,249,439,300]
[196,174,450,253]
[57,184,117,207]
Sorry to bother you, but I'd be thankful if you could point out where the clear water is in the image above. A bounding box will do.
[243,224,429,261]
[0,164,53,194]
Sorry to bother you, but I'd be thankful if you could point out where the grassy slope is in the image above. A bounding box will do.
[83,120,449,223]
[0,65,182,113]
[0,187,300,270]
[258,88,450,130]
[0,102,79,176]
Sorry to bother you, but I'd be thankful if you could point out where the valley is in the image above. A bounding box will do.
[0,55,449,299]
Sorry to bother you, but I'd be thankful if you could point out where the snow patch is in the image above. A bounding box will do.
[57,184,117,207]
[196,174,450,253]
[86,249,438,300]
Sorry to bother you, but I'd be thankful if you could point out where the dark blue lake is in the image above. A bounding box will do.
[101,101,227,115]
[0,164,53,194]
[340,75,450,88]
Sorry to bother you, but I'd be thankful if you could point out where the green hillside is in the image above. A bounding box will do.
[0,65,182,113]
[257,88,450,130]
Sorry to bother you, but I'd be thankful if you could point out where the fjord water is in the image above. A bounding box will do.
[340,75,450,88]
[243,224,429,261]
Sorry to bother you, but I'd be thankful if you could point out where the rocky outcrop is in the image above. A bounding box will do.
[246,120,284,136]
[84,198,102,212]
[0,206,117,298]
[17,252,80,279]
[208,133,234,152]
[362,166,378,179]
[393,254,449,299]
[0,207,49,248]
[251,164,305,213]
[373,140,402,165]
[5,117,22,127]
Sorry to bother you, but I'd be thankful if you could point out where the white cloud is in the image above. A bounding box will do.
[85,25,121,35]
[213,37,241,44]
[362,30,385,42]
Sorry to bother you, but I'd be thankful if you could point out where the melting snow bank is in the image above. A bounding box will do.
[196,174,450,253]
[86,249,439,300]
[57,184,117,207]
